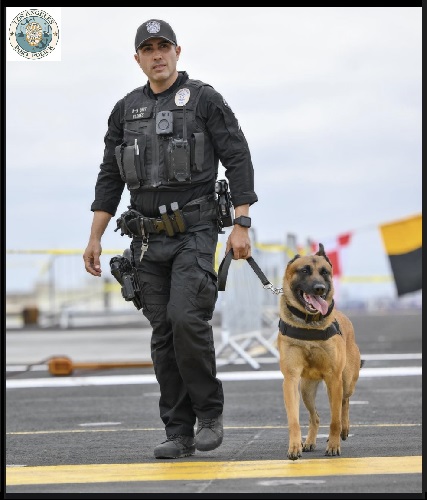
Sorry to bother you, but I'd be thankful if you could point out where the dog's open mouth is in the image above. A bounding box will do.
[300,291,329,315]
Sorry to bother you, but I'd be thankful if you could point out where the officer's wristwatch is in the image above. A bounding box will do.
[233,216,251,228]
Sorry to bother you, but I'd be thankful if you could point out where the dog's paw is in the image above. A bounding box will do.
[287,443,302,460]
[302,442,316,452]
[287,451,302,461]
[325,444,341,456]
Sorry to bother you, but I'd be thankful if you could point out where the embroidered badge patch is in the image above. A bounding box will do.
[175,88,191,106]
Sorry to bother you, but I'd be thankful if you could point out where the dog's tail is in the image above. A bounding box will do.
[360,359,366,368]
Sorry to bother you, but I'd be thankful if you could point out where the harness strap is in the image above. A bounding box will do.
[278,318,342,340]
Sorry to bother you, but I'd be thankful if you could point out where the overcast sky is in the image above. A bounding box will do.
[5,7,422,297]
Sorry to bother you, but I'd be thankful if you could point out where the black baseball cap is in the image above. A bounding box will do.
[135,19,177,52]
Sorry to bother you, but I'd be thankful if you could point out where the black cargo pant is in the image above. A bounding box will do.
[132,221,224,438]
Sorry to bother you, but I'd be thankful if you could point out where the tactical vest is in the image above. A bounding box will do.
[115,79,217,191]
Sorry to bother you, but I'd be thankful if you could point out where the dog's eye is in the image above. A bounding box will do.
[320,268,330,276]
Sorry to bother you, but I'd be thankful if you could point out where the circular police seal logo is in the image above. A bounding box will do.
[8,8,59,60]
[175,88,191,106]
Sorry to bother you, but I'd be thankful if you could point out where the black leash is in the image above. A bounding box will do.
[218,249,283,294]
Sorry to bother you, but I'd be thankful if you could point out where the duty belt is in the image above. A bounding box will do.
[116,195,218,238]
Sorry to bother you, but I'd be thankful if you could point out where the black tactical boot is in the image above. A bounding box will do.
[195,414,223,451]
[154,434,195,459]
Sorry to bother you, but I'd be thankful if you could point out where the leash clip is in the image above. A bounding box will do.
[263,283,283,295]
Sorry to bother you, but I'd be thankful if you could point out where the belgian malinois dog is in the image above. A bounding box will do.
[277,243,363,460]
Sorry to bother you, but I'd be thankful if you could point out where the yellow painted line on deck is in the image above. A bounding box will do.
[6,456,421,486]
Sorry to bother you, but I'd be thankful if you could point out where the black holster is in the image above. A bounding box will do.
[110,251,142,310]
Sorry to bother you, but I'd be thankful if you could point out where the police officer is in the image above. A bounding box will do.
[83,19,258,459]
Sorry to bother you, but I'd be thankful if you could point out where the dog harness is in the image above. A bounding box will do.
[278,318,342,341]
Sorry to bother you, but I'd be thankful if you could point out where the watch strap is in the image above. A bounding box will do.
[233,215,251,228]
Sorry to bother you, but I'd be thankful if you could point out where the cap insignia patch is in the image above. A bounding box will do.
[146,21,161,34]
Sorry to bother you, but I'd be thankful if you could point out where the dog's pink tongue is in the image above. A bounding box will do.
[307,295,329,315]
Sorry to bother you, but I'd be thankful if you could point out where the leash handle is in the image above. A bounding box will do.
[218,248,233,291]
[218,249,283,294]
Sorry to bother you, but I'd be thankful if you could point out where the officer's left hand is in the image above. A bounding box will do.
[226,225,251,260]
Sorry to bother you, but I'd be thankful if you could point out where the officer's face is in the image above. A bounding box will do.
[134,38,181,92]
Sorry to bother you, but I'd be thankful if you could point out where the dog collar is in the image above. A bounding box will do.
[286,299,335,323]
[278,318,342,341]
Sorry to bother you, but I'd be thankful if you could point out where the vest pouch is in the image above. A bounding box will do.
[117,137,147,190]
[134,135,147,183]
[191,132,204,172]
[115,143,127,182]
[166,138,191,183]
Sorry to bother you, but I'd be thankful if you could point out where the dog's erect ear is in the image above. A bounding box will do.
[287,254,301,267]
[317,243,326,256]
[315,243,333,267]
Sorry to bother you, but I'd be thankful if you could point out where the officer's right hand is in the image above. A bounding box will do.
[83,240,103,277]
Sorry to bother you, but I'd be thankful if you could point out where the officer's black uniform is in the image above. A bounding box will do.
[91,70,258,439]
